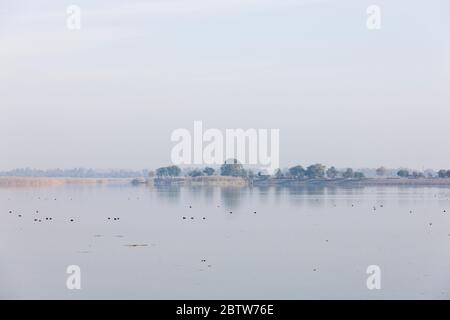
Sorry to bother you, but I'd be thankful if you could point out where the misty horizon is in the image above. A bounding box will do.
[1,0,450,170]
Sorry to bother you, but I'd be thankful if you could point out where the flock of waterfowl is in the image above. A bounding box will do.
[3,194,449,276]
[4,195,448,230]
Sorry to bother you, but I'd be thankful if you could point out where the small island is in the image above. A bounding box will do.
[2,162,450,188]
[146,161,450,187]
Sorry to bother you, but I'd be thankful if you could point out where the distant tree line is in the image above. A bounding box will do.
[396,169,450,178]
[285,164,365,179]
[154,161,367,180]
[396,169,425,178]
[437,170,450,178]
[155,166,181,177]
[0,168,148,178]
[5,164,448,180]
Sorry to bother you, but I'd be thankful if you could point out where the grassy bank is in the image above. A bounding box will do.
[0,177,131,187]
[3,176,450,188]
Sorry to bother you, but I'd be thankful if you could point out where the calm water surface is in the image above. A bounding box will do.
[1,185,450,299]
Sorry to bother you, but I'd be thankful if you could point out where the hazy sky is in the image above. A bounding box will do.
[1,0,449,170]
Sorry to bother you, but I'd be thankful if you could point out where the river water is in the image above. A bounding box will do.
[1,184,450,299]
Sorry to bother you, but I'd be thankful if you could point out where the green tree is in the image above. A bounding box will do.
[376,166,387,177]
[156,166,181,177]
[412,171,424,178]
[326,166,339,179]
[342,168,354,179]
[220,159,246,177]
[397,169,410,178]
[156,167,169,177]
[188,169,203,177]
[288,165,305,179]
[354,172,365,179]
[306,164,326,179]
[167,166,181,177]
[203,167,215,176]
[438,170,448,178]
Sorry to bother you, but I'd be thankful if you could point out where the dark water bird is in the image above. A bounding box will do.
[70,219,74,222]
[9,210,12,213]
[189,206,192,208]
[410,210,413,214]
[190,217,194,220]
[125,244,148,248]
[429,222,433,226]
[202,217,206,220]
[229,211,233,214]
[36,210,39,213]
[34,219,38,222]
[18,215,22,217]
[253,211,257,214]
[201,259,206,262]
[49,217,52,220]
[107,217,111,220]
[38,219,42,222]
[45,218,48,220]
[182,217,186,220]
[444,210,447,213]
[313,268,317,272]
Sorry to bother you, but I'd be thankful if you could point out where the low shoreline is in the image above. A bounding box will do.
[0,177,131,187]
[3,176,450,188]
[250,177,450,187]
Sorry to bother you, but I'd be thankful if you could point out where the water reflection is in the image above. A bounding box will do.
[220,187,247,209]
[154,185,181,204]
[149,185,388,209]
[150,184,450,213]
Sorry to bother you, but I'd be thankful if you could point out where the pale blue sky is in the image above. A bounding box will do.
[1,0,449,170]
